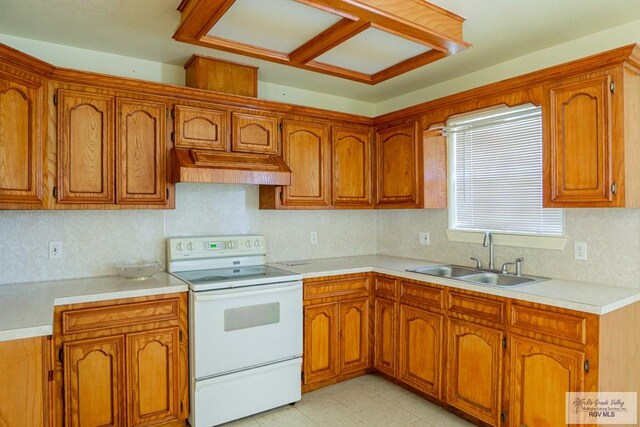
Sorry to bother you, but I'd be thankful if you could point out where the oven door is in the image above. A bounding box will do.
[191,280,302,379]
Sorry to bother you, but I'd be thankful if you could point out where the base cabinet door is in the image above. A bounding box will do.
[127,328,181,426]
[509,335,586,427]
[304,303,339,384]
[374,297,397,377]
[63,336,126,427]
[446,319,503,426]
[339,297,369,374]
[398,305,443,399]
[0,337,48,426]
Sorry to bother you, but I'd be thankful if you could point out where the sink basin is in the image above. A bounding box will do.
[458,272,535,287]
[408,265,480,278]
[407,264,548,287]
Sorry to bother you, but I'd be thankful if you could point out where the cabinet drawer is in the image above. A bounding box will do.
[509,303,587,345]
[399,281,443,310]
[304,275,370,302]
[374,276,397,300]
[448,292,505,325]
[61,297,181,335]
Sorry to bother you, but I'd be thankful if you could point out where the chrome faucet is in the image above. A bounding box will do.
[483,231,494,270]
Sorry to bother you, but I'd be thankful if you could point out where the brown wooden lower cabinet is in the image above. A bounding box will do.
[398,305,443,399]
[52,293,189,427]
[0,336,49,426]
[303,274,640,427]
[446,318,503,426]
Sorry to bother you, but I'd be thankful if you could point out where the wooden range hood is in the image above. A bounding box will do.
[171,148,292,185]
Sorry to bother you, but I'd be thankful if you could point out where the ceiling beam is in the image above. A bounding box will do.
[371,49,449,84]
[289,19,370,65]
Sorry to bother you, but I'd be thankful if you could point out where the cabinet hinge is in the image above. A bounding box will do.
[179,329,183,342]
[279,123,283,132]
[53,94,58,105]
[58,347,63,363]
[610,80,616,93]
[500,411,506,424]
[166,188,170,200]
[53,186,58,199]
[301,371,304,381]
[171,108,175,119]
[180,401,184,413]
[502,337,507,349]
[611,182,617,195]
[171,131,175,143]
[584,359,590,373]
[48,370,54,382]
[279,189,284,204]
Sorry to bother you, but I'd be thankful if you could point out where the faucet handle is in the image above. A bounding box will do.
[501,262,515,274]
[515,257,524,276]
[470,257,482,268]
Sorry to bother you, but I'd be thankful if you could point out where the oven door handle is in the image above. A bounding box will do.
[192,281,301,301]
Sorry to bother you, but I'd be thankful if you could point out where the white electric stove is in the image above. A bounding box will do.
[167,235,302,427]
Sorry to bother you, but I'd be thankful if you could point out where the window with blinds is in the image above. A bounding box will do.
[447,104,563,235]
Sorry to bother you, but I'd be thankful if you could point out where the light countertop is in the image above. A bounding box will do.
[0,273,187,342]
[270,254,640,315]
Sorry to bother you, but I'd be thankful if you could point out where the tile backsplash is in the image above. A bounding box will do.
[1,184,639,288]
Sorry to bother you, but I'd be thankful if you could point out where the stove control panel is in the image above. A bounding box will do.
[167,235,266,261]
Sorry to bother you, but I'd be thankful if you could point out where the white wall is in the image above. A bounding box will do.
[0,185,378,285]
[376,18,640,114]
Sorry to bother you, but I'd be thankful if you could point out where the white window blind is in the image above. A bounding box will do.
[447,104,563,235]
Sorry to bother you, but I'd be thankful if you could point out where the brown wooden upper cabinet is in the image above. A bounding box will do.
[280,119,331,207]
[231,110,278,154]
[375,121,422,208]
[544,64,640,207]
[173,103,228,151]
[332,125,373,207]
[56,87,169,207]
[0,70,45,208]
[57,89,115,204]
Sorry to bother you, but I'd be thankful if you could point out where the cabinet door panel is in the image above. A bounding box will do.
[127,327,181,426]
[0,337,47,427]
[57,89,115,203]
[446,319,502,426]
[339,297,369,373]
[174,104,228,151]
[64,336,125,427]
[116,98,167,204]
[509,335,585,427]
[282,119,330,207]
[376,121,421,207]
[332,126,372,206]
[398,305,443,399]
[0,77,43,204]
[548,73,613,204]
[374,298,397,377]
[232,111,278,154]
[304,303,339,384]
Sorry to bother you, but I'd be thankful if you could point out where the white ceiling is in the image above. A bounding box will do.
[1,0,640,103]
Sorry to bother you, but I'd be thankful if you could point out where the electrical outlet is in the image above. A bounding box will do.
[419,232,430,245]
[574,242,587,260]
[49,241,62,259]
[310,231,318,245]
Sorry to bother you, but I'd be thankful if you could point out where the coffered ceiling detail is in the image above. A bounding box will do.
[174,0,470,84]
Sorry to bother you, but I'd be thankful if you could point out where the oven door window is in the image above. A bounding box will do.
[224,302,280,331]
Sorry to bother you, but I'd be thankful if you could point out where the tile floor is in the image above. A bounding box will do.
[221,374,474,426]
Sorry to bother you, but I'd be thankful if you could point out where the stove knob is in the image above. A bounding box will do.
[187,243,194,251]
[246,240,252,247]
[176,243,183,251]
[227,241,236,249]
[254,239,261,247]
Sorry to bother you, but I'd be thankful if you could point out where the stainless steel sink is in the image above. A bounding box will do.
[406,264,548,287]
[408,265,480,278]
[457,272,536,287]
